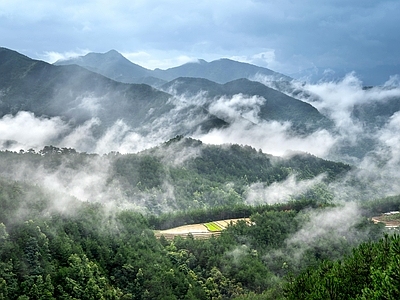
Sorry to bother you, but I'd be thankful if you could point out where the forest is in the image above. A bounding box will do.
[0,141,399,299]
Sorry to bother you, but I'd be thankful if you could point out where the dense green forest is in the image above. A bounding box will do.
[0,141,398,299]
[0,137,351,215]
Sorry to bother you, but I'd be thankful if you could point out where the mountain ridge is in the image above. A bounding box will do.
[0,47,229,144]
[162,77,333,134]
[54,50,291,86]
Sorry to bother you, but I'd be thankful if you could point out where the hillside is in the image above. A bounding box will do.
[54,50,167,86]
[0,47,338,154]
[0,47,171,124]
[162,77,333,133]
[0,138,351,215]
[0,47,228,146]
[0,170,390,299]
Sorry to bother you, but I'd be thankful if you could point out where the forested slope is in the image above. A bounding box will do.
[0,138,351,214]
[0,140,396,299]
[0,177,389,299]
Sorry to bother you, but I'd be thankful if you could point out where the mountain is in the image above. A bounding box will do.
[0,47,226,141]
[54,50,326,133]
[153,58,291,83]
[162,77,333,134]
[0,48,169,125]
[55,50,290,86]
[56,49,149,78]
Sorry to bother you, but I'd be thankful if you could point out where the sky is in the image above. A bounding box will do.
[1,0,400,84]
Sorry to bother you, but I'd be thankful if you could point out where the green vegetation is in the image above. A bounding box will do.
[0,139,350,215]
[285,234,400,299]
[2,47,400,299]
[0,142,398,299]
[204,222,223,232]
[0,172,394,299]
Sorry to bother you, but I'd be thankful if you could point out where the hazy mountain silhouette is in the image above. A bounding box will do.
[55,50,290,86]
[162,77,333,134]
[0,47,227,137]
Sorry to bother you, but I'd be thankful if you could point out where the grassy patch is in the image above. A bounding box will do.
[204,222,223,232]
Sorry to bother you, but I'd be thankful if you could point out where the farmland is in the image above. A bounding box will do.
[154,218,250,240]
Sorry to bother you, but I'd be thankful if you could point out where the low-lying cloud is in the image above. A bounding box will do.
[245,174,326,205]
[0,112,69,150]
[2,73,400,211]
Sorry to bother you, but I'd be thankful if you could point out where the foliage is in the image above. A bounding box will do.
[0,142,390,299]
[285,234,400,300]
[0,141,351,215]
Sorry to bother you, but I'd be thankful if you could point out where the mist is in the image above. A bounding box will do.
[1,71,400,220]
[245,174,326,206]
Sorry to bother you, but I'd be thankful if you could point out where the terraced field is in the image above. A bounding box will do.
[154,218,251,240]
[372,212,400,229]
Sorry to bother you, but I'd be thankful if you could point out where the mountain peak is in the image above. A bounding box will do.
[103,49,124,58]
[54,49,151,83]
[106,49,119,54]
[83,49,126,62]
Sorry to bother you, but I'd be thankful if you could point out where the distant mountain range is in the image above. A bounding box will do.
[0,47,327,144]
[0,47,229,142]
[2,46,400,160]
[55,50,290,87]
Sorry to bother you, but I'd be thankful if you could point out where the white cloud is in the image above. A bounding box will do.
[195,119,335,157]
[208,94,265,123]
[0,112,68,151]
[245,174,326,205]
[285,202,360,260]
[41,49,91,63]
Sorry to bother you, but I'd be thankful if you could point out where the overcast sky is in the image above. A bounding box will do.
[1,0,399,83]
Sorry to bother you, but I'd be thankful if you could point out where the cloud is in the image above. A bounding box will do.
[384,75,400,87]
[0,112,154,154]
[41,49,91,63]
[245,174,326,205]
[283,202,361,262]
[2,0,398,82]
[208,94,265,124]
[226,245,249,266]
[189,93,335,157]
[93,120,156,154]
[289,202,359,245]
[60,118,100,152]
[194,119,335,158]
[0,112,69,151]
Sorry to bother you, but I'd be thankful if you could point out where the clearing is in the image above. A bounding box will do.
[154,218,251,240]
[372,211,400,229]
